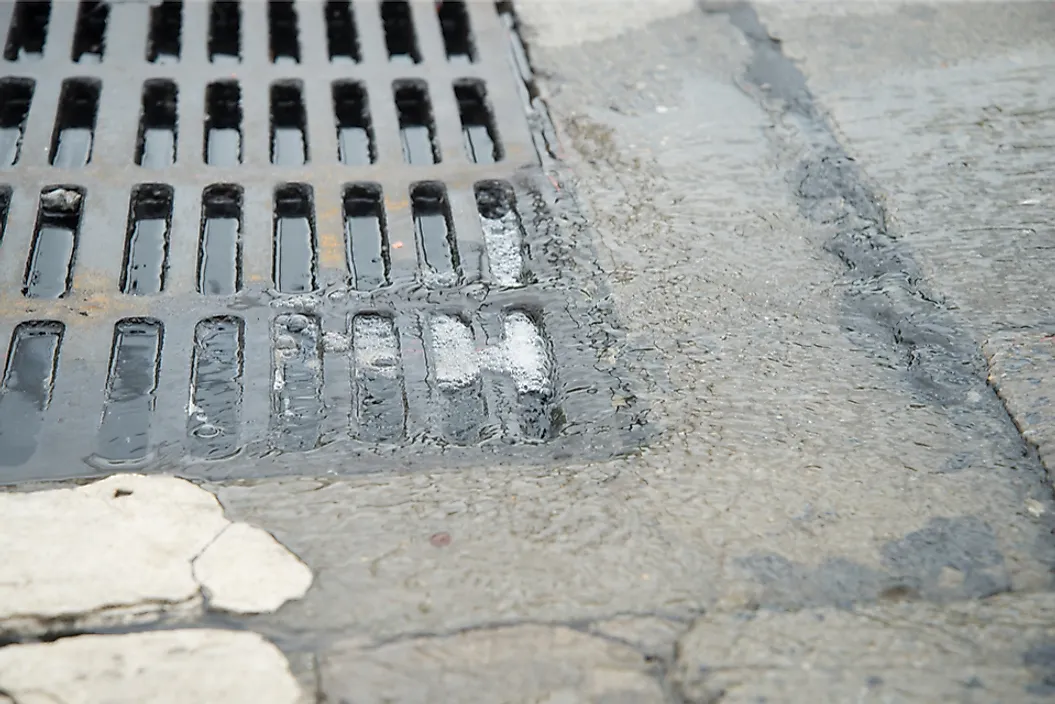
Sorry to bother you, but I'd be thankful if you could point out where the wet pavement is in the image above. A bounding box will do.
[3,1,1055,702]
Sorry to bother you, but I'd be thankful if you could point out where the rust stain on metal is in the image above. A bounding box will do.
[318,231,345,270]
[385,197,410,212]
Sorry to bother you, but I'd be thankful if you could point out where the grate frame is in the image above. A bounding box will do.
[0,0,645,482]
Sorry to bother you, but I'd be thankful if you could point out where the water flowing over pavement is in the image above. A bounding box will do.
[2,1,1055,701]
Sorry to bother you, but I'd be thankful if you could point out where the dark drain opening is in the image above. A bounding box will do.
[136,80,178,169]
[0,78,34,168]
[395,81,439,165]
[121,184,173,296]
[147,0,182,63]
[209,0,240,64]
[50,78,100,169]
[97,318,162,464]
[72,0,108,64]
[333,81,374,166]
[438,1,475,64]
[270,82,308,166]
[273,183,316,293]
[24,186,84,299]
[0,321,62,467]
[475,180,525,287]
[351,314,405,443]
[343,183,388,291]
[455,81,501,164]
[271,313,323,451]
[189,316,244,459]
[325,0,359,63]
[268,0,300,65]
[205,81,242,166]
[0,187,10,245]
[411,182,458,284]
[4,0,50,62]
[198,184,242,296]
[382,1,420,65]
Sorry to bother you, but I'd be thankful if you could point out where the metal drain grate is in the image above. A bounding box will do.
[0,0,640,482]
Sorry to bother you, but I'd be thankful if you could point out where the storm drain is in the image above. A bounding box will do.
[0,0,640,482]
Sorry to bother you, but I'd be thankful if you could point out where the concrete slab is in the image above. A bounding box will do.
[0,629,304,704]
[0,474,312,638]
[672,592,1055,703]
[986,331,1055,474]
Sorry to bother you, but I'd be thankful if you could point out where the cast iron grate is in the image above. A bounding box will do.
[0,0,640,482]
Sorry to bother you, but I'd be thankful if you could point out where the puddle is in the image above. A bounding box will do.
[51,80,100,169]
[334,81,374,166]
[395,82,439,165]
[273,184,316,293]
[271,314,322,452]
[343,184,388,290]
[122,185,173,296]
[199,184,242,296]
[188,317,243,459]
[352,315,405,442]
[205,81,242,166]
[412,183,458,285]
[0,322,62,466]
[97,319,162,463]
[24,187,84,299]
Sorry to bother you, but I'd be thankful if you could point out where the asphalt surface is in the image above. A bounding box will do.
[5,2,1055,702]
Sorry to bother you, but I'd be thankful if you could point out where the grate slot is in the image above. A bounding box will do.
[333,81,374,165]
[50,78,100,168]
[198,184,242,295]
[0,78,33,167]
[475,180,524,286]
[343,183,388,290]
[136,80,178,168]
[411,182,458,285]
[96,318,162,463]
[188,316,243,459]
[71,0,108,64]
[4,1,50,62]
[381,1,420,64]
[0,186,9,245]
[271,313,322,451]
[208,0,239,63]
[324,0,359,63]
[352,315,404,442]
[455,80,501,164]
[428,314,484,444]
[273,183,316,293]
[438,1,475,64]
[395,81,439,165]
[147,0,182,63]
[121,184,173,296]
[268,0,300,64]
[500,310,554,440]
[205,80,241,166]
[24,186,84,299]
[0,321,62,466]
[270,81,308,166]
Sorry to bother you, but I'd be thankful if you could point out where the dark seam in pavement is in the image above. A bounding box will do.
[344,609,697,653]
[707,2,1043,468]
[0,599,207,648]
